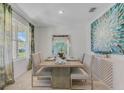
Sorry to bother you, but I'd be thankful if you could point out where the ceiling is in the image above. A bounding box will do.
[12,3,114,27]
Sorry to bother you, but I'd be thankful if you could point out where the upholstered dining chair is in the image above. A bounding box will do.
[81,53,85,64]
[70,54,95,90]
[31,53,52,87]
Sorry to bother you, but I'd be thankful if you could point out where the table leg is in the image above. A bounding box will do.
[52,67,70,89]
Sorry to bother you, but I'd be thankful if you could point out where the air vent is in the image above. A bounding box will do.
[89,7,96,12]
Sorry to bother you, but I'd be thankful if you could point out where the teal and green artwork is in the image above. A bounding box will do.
[91,3,124,55]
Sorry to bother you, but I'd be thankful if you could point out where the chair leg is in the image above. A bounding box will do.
[31,75,33,87]
[32,76,52,87]
[91,79,93,90]
[84,80,86,83]
[82,80,87,86]
[70,79,72,89]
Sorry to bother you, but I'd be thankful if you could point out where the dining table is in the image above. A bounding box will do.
[39,59,84,89]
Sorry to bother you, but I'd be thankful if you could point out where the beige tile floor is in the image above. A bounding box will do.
[5,70,110,90]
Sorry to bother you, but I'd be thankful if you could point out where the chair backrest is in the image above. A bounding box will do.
[83,54,95,75]
[32,52,41,73]
[81,53,85,64]
[83,54,113,89]
[92,56,113,89]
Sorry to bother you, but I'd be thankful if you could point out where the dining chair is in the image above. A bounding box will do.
[70,54,95,90]
[31,52,52,87]
[81,53,85,64]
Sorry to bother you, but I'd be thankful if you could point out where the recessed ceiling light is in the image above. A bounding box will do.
[58,10,64,14]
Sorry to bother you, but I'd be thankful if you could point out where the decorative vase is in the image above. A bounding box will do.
[58,52,65,59]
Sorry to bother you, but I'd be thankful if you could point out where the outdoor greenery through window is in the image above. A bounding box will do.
[17,31,26,58]
[12,17,29,59]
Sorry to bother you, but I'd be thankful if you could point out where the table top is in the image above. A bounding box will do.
[39,60,84,68]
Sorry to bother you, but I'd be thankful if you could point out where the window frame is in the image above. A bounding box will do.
[12,17,30,61]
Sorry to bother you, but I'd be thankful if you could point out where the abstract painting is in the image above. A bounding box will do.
[91,3,124,55]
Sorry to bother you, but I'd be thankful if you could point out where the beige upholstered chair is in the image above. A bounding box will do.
[71,54,95,89]
[81,53,85,64]
[31,53,52,87]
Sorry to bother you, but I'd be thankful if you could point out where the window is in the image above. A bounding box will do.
[52,35,70,57]
[17,31,26,58]
[12,17,29,60]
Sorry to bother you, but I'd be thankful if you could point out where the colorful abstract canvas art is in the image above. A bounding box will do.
[91,3,124,54]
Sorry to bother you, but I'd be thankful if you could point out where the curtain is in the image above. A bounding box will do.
[4,3,14,84]
[27,23,35,70]
[0,3,6,89]
[30,24,35,54]
[0,3,14,89]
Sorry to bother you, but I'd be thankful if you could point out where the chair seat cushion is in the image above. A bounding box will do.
[71,68,89,79]
[39,71,51,76]
[35,67,51,77]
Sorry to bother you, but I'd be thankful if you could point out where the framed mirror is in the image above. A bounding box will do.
[52,35,71,57]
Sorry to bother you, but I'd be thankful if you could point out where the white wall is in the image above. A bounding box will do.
[110,55,124,89]
[34,24,87,60]
[85,3,124,89]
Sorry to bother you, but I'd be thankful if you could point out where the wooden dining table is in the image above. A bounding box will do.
[39,59,84,89]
